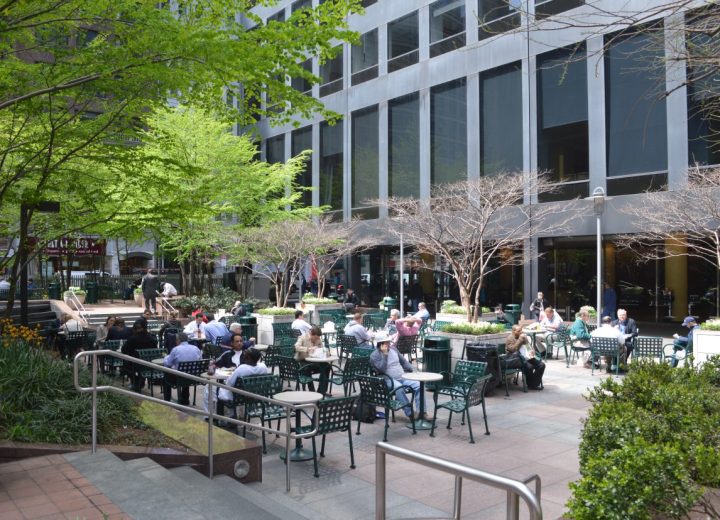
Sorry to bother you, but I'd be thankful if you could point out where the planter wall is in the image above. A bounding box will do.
[253,313,294,345]
[63,294,85,305]
[431,331,507,370]
[693,329,720,366]
[435,312,497,323]
[296,303,344,325]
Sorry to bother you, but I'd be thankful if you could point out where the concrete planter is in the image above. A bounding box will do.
[693,329,720,366]
[435,312,498,323]
[253,312,294,345]
[296,303,344,325]
[431,331,507,370]
[63,293,85,305]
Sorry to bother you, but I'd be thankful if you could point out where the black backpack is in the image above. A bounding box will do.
[352,402,376,423]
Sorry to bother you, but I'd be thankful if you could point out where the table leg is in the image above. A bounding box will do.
[279,409,315,462]
[406,381,435,430]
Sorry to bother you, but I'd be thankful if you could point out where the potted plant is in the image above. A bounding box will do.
[296,293,343,325]
[253,306,296,344]
[433,321,507,367]
[63,287,87,305]
[133,287,144,307]
[435,300,493,323]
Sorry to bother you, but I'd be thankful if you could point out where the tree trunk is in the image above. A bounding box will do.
[179,262,187,297]
[3,253,21,319]
[458,284,472,323]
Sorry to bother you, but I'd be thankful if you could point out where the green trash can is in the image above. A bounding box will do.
[85,281,98,304]
[382,296,397,311]
[48,282,61,300]
[240,303,254,315]
[422,336,451,390]
[504,304,521,325]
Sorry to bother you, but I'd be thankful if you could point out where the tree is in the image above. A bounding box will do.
[618,166,720,311]
[374,174,583,322]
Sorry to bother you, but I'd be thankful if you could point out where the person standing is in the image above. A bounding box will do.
[141,268,160,315]
[529,292,549,321]
[602,282,617,319]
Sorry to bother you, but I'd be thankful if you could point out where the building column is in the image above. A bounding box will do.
[378,101,389,218]
[604,242,616,288]
[312,123,320,208]
[665,237,687,319]
[586,36,607,190]
[419,88,431,200]
[665,12,688,190]
[466,73,480,181]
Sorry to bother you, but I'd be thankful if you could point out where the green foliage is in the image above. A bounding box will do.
[174,287,242,314]
[439,300,491,315]
[700,319,720,331]
[301,293,337,305]
[0,341,134,444]
[64,287,87,296]
[439,322,506,335]
[255,307,297,316]
[567,358,720,519]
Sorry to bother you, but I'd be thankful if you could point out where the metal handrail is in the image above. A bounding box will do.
[66,288,89,324]
[155,289,177,319]
[73,349,319,491]
[375,442,542,520]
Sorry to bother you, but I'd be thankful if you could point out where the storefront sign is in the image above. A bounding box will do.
[44,237,106,256]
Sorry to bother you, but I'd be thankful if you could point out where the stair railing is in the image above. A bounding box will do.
[66,288,89,325]
[155,290,177,320]
[73,350,319,492]
[375,442,543,520]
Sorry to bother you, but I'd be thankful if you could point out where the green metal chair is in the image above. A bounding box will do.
[545,328,571,364]
[356,374,416,441]
[99,339,125,376]
[497,343,527,396]
[432,321,452,332]
[430,374,492,443]
[175,359,210,405]
[590,336,622,375]
[296,395,357,477]
[337,333,360,365]
[396,334,419,362]
[136,348,166,397]
[436,360,487,399]
[236,374,287,454]
[367,315,386,331]
[633,336,663,361]
[329,356,370,396]
[272,322,294,344]
[277,355,318,390]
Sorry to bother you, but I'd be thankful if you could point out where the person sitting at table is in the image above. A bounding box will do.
[295,326,331,395]
[230,300,246,316]
[508,325,545,390]
[183,313,207,340]
[203,314,228,345]
[343,288,359,312]
[392,316,421,348]
[219,323,240,346]
[670,316,698,368]
[590,316,626,371]
[537,306,564,358]
[216,348,269,418]
[569,309,592,367]
[204,332,258,413]
[612,308,638,360]
[412,302,430,322]
[95,316,116,344]
[162,332,202,405]
[122,318,159,392]
[292,310,312,335]
[106,317,132,341]
[385,309,401,335]
[158,311,182,352]
[369,333,424,419]
[344,312,373,349]
[504,325,529,374]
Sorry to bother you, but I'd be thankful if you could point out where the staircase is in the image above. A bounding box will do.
[62,449,327,520]
[0,300,56,328]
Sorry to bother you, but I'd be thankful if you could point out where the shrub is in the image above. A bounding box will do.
[255,307,296,316]
[174,287,243,315]
[439,321,506,335]
[301,293,337,305]
[566,358,720,519]
[439,300,492,315]
[700,318,720,331]
[64,286,87,296]
[0,340,135,444]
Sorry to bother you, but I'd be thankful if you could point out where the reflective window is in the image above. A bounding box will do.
[686,10,720,166]
[480,62,523,175]
[352,29,378,85]
[389,93,420,198]
[320,121,344,215]
[291,59,313,95]
[292,0,311,13]
[388,12,419,73]
[352,106,379,217]
[535,0,584,20]
[266,135,285,165]
[362,0,377,6]
[430,0,466,57]
[478,0,521,41]
[292,126,313,207]
[431,79,467,186]
[267,10,285,23]
[605,29,667,177]
[320,46,343,97]
[537,45,589,192]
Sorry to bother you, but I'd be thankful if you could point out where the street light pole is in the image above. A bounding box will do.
[586,187,607,328]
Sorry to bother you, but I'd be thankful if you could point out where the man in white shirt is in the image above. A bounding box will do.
[183,314,207,340]
[217,348,268,418]
[590,315,626,370]
[413,302,430,322]
[292,310,312,335]
[344,312,373,348]
[203,314,229,345]
[161,282,177,298]
[538,306,564,357]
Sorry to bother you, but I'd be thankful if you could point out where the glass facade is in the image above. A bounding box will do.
[320,121,344,216]
[430,0,466,57]
[291,59,312,95]
[389,93,420,198]
[352,105,379,218]
[535,0,585,20]
[388,12,419,73]
[605,29,667,178]
[537,45,589,198]
[291,126,313,207]
[351,29,378,85]
[478,0,521,41]
[320,46,343,97]
[480,62,523,175]
[266,134,284,165]
[431,78,467,186]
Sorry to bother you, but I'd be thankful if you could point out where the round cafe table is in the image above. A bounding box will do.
[401,371,443,430]
[152,358,164,365]
[273,390,323,462]
[522,327,548,353]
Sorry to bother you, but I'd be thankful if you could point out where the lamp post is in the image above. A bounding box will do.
[20,201,60,326]
[586,187,607,327]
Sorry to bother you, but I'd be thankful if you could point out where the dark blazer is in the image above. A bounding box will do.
[107,326,133,342]
[121,331,158,358]
[611,318,638,345]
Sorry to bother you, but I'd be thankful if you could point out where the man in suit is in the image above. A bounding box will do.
[612,308,638,360]
[141,268,160,315]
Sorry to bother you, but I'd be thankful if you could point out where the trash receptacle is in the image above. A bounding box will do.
[48,282,61,300]
[465,342,501,394]
[240,303,254,315]
[422,336,451,389]
[238,316,257,340]
[503,304,521,325]
[85,281,98,304]
[383,296,397,311]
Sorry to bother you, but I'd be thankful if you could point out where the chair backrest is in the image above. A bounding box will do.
[240,373,282,397]
[177,359,210,377]
[101,339,124,351]
[343,356,371,382]
[351,346,373,358]
[453,360,487,381]
[466,376,491,407]
[357,374,390,407]
[367,315,386,331]
[208,343,228,359]
[291,328,302,338]
[316,396,356,435]
[277,355,300,385]
[590,336,621,356]
[337,334,359,354]
[433,321,452,332]
[587,323,598,333]
[136,348,165,362]
[396,335,418,355]
[634,336,663,358]
[272,322,294,339]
